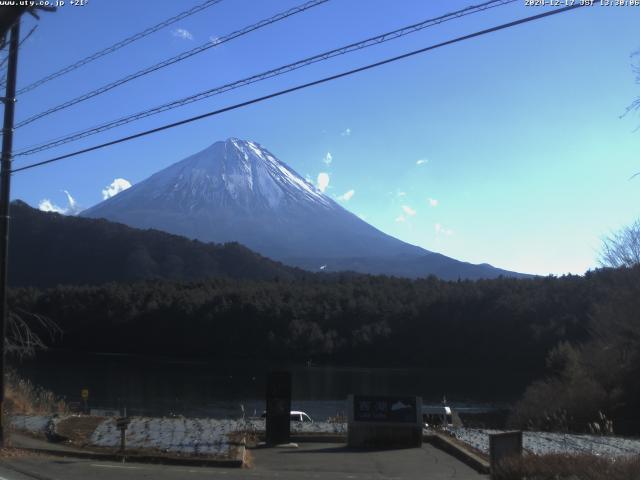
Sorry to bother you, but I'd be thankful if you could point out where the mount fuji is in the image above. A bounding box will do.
[81,138,528,280]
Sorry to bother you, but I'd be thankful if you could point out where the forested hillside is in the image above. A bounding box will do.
[9,201,301,287]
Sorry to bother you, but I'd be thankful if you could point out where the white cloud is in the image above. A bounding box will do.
[38,199,66,214]
[395,215,406,223]
[63,190,78,212]
[38,190,80,215]
[341,128,351,136]
[323,152,333,165]
[209,36,221,45]
[172,28,194,41]
[397,191,407,197]
[102,178,132,200]
[317,172,330,193]
[337,189,355,202]
[416,158,428,165]
[435,223,454,236]
[428,198,439,207]
[401,205,416,216]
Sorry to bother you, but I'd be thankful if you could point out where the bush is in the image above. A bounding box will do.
[493,454,640,480]
[4,370,67,415]
[508,343,612,432]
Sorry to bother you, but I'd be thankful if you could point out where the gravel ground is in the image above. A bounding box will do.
[447,427,640,458]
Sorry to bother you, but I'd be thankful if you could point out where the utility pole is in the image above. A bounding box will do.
[0,19,20,448]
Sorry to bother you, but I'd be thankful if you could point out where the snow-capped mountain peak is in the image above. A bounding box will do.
[142,138,332,213]
[225,138,332,209]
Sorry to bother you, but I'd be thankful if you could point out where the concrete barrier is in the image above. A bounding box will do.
[424,432,490,474]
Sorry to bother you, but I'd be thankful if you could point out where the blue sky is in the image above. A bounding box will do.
[9,0,640,276]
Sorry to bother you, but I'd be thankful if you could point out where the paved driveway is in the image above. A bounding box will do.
[0,442,486,480]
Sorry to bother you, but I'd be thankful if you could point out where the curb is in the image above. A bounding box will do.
[424,432,490,474]
[13,439,246,469]
[291,434,347,443]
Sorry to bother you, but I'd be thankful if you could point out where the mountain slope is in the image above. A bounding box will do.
[82,138,529,280]
[8,200,301,287]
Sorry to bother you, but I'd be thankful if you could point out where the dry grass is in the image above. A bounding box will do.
[0,447,42,459]
[327,413,347,423]
[493,453,640,480]
[4,370,67,415]
[55,416,105,446]
[242,448,254,468]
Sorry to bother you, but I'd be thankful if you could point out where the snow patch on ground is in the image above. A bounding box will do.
[447,427,640,458]
[91,417,238,456]
[243,419,347,435]
[11,415,51,434]
[11,413,346,458]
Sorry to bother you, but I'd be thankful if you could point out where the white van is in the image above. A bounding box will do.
[289,410,313,423]
[260,410,314,423]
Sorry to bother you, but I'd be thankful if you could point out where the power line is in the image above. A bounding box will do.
[0,26,38,86]
[8,0,225,94]
[14,0,516,157]
[0,25,36,71]
[11,4,586,175]
[14,0,330,129]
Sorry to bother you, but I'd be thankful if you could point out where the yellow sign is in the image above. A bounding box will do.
[81,388,89,400]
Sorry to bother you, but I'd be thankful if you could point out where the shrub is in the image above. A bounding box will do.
[493,453,640,480]
[4,370,67,415]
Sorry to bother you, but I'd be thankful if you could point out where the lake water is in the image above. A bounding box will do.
[12,351,530,420]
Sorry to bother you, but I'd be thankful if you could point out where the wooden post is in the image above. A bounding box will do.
[0,19,20,448]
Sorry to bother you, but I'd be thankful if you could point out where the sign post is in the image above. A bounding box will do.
[81,388,89,414]
[347,395,422,448]
[116,416,130,453]
[265,371,291,446]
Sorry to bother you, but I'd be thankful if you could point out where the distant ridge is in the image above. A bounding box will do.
[8,200,301,287]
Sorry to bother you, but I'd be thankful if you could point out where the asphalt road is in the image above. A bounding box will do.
[0,442,487,480]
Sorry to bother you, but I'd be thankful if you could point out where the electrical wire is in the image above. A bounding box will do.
[0,25,37,71]
[14,0,516,157]
[9,0,225,94]
[13,0,330,129]
[11,3,587,175]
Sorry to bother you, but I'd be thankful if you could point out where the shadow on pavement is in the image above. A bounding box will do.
[275,445,423,454]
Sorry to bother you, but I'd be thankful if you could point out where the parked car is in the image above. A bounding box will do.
[290,410,313,423]
[422,405,453,428]
[260,410,314,423]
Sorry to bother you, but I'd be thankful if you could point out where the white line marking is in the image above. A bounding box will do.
[90,463,140,470]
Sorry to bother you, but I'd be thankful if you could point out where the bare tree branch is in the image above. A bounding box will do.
[622,49,640,119]
[6,308,61,359]
[599,219,640,268]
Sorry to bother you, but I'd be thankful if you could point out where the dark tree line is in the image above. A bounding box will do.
[9,267,623,372]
